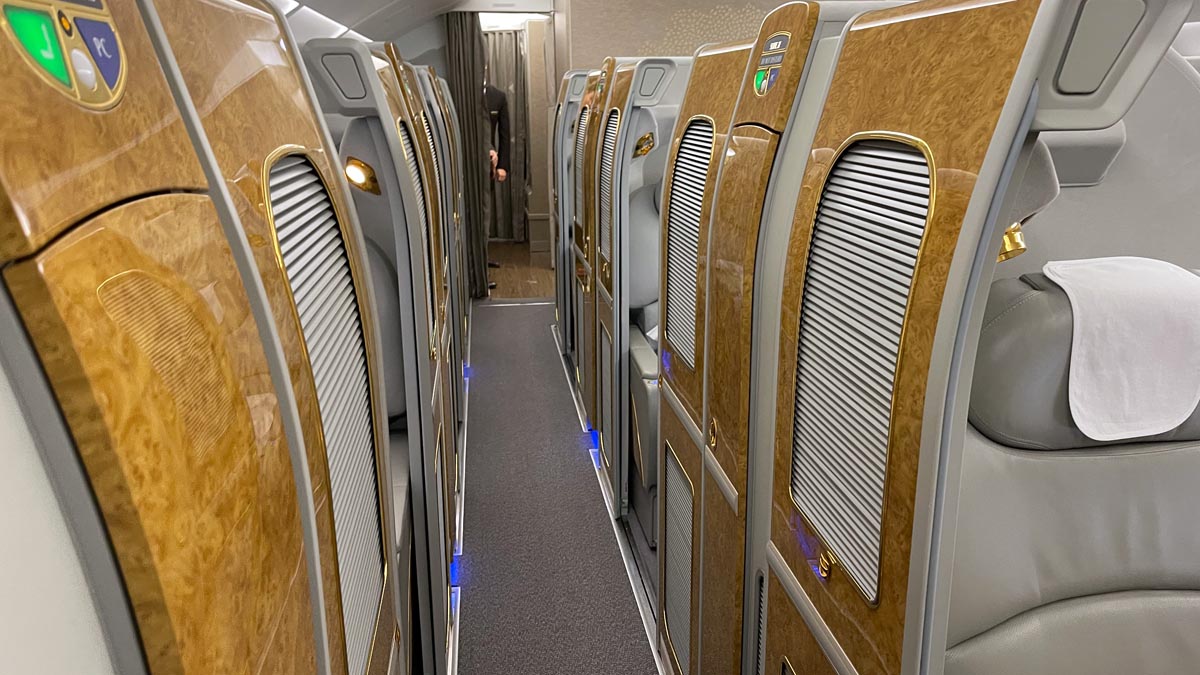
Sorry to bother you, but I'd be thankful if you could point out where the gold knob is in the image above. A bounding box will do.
[997,222,1027,262]
[707,418,718,448]
[818,551,836,579]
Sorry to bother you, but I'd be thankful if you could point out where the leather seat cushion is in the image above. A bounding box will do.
[970,272,1200,450]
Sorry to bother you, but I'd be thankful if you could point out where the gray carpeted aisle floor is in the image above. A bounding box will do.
[458,301,656,674]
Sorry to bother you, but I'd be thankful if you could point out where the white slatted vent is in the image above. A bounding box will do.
[599,110,620,261]
[421,113,442,199]
[755,573,767,675]
[268,155,383,675]
[790,139,930,602]
[574,107,591,209]
[398,122,437,318]
[663,118,714,369]
[664,448,693,674]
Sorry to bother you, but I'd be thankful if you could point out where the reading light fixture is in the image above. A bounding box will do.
[345,157,380,194]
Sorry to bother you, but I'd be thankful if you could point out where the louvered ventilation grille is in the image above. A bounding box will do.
[664,118,714,369]
[790,139,930,602]
[268,155,383,675]
[421,113,442,198]
[755,573,767,675]
[665,448,693,674]
[574,107,591,208]
[599,110,620,260]
[399,122,437,316]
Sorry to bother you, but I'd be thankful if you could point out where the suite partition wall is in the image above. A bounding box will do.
[155,3,408,673]
[0,0,410,673]
[554,69,589,359]
[654,38,750,675]
[436,74,472,359]
[414,64,468,431]
[743,0,1198,673]
[593,57,691,531]
[302,38,459,675]
[571,68,603,426]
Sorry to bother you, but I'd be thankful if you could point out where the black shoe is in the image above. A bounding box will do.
[487,260,501,269]
[488,282,497,290]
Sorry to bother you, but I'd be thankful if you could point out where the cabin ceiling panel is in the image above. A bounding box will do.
[291,0,460,39]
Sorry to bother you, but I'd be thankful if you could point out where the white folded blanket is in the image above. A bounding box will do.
[1044,257,1200,441]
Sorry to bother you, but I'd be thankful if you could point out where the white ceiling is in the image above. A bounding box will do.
[279,0,555,40]
[295,0,461,38]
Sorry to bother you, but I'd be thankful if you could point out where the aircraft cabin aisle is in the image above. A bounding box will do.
[6,1,1200,675]
[458,300,656,673]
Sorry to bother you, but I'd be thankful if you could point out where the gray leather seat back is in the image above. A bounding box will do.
[970,273,1200,450]
[626,106,663,312]
[341,117,407,421]
[952,270,1200,672]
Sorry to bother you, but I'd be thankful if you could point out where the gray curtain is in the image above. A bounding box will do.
[445,12,490,298]
[484,30,530,241]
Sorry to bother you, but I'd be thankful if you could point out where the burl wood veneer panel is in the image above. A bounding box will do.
[579,61,613,428]
[767,1,1039,672]
[658,41,750,427]
[376,49,445,356]
[597,63,634,294]
[157,3,398,669]
[698,3,820,665]
[0,0,205,263]
[733,1,818,132]
[658,401,704,675]
[391,46,448,323]
[764,569,838,675]
[572,70,601,258]
[5,194,316,674]
[699,126,779,675]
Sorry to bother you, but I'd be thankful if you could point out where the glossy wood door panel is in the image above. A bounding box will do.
[597,65,633,295]
[425,76,469,341]
[0,0,205,264]
[658,400,703,675]
[698,127,779,675]
[5,194,317,674]
[697,5,819,666]
[580,61,615,428]
[698,489,745,675]
[733,2,818,132]
[767,1,1039,672]
[596,64,633,491]
[658,42,750,428]
[374,52,457,666]
[155,4,397,670]
[392,49,448,322]
[763,570,838,675]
